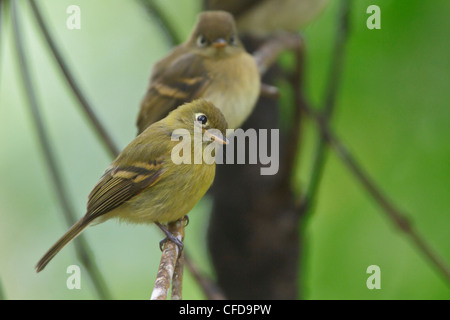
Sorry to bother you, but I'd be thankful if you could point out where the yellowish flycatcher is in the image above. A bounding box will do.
[36,99,228,272]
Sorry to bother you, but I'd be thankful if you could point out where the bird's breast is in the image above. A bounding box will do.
[117,161,215,224]
[204,52,260,130]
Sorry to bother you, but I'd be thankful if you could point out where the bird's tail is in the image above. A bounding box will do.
[35,217,90,273]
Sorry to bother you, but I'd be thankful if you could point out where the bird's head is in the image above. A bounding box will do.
[187,11,243,58]
[167,99,229,146]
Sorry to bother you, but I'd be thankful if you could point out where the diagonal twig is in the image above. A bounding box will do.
[184,253,226,300]
[297,0,450,285]
[303,106,450,284]
[253,33,304,76]
[137,0,182,46]
[28,0,120,158]
[11,0,111,299]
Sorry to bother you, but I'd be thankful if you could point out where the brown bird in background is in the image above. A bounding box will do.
[137,10,260,134]
[205,0,328,37]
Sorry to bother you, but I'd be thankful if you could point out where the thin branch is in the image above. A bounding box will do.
[137,0,181,46]
[171,250,184,300]
[287,36,307,181]
[0,277,5,300]
[151,218,226,300]
[259,83,280,99]
[11,0,111,299]
[299,0,352,214]
[253,33,304,76]
[303,106,450,284]
[0,0,7,86]
[151,218,186,300]
[323,0,352,118]
[184,253,226,300]
[28,0,120,158]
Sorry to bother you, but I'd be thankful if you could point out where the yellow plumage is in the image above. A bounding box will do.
[36,99,228,272]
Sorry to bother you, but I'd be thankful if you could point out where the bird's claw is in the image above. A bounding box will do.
[159,235,184,255]
[156,221,185,257]
[183,215,189,227]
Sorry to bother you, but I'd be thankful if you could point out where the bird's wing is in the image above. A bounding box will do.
[85,158,165,222]
[137,52,211,133]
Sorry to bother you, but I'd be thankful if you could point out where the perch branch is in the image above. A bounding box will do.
[151,218,186,300]
[29,0,120,158]
[170,250,184,300]
[11,0,111,299]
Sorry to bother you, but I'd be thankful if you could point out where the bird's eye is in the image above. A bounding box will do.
[196,114,208,125]
[196,35,207,47]
[229,34,236,45]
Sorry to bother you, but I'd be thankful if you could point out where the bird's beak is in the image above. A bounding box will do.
[204,129,229,145]
[212,38,227,49]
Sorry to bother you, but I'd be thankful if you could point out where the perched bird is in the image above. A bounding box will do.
[36,99,228,272]
[205,0,328,37]
[137,10,260,134]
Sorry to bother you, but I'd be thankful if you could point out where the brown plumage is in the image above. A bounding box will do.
[137,10,260,134]
[205,0,328,36]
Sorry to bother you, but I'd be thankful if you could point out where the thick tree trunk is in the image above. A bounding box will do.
[207,36,303,299]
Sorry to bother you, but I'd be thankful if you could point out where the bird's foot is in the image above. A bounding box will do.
[156,222,184,254]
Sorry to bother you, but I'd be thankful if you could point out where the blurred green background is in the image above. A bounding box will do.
[0,0,449,299]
